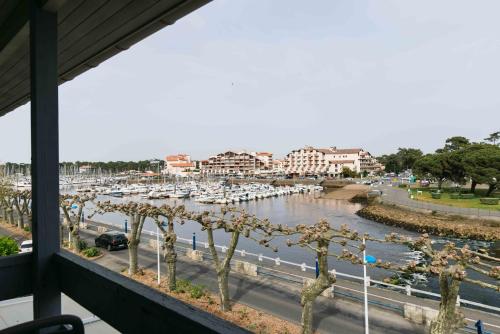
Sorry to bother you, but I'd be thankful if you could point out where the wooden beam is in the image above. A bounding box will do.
[29,0,61,319]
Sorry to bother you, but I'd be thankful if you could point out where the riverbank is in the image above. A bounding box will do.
[320,184,369,200]
[357,203,500,241]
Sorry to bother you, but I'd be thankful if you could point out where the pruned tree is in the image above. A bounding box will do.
[12,190,32,230]
[280,221,393,334]
[60,194,95,251]
[92,201,155,274]
[386,233,499,334]
[0,185,15,225]
[149,204,189,291]
[187,207,275,311]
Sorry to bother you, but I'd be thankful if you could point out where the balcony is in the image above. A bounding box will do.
[0,1,249,333]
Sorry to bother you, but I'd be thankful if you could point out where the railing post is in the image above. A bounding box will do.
[30,0,61,319]
[315,258,319,278]
[192,232,196,251]
[124,219,128,233]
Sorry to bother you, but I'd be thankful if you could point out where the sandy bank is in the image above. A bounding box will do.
[320,184,369,200]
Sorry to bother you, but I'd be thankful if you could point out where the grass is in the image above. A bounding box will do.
[409,189,500,211]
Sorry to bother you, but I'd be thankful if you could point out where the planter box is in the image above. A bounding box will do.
[431,193,441,199]
[459,193,475,199]
[480,198,499,205]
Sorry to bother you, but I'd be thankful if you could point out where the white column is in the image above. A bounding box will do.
[157,226,160,285]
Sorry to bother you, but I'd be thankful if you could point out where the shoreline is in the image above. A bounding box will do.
[356,203,500,242]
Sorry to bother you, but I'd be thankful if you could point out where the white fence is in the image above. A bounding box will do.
[86,220,500,318]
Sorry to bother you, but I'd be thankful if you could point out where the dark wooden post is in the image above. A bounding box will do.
[30,0,61,319]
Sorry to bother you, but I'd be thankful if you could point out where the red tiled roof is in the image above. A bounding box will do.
[257,152,272,156]
[332,148,362,154]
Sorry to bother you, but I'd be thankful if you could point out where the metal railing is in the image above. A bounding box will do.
[86,219,500,317]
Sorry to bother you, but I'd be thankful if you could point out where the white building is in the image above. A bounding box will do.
[164,154,196,177]
[284,146,383,177]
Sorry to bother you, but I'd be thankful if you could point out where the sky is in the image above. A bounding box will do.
[1,0,500,162]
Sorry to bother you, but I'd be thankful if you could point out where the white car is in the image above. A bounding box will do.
[20,240,33,253]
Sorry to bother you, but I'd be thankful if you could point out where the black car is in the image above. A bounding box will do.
[95,232,128,251]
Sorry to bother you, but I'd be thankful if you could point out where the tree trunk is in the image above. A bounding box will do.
[430,274,463,334]
[470,180,477,194]
[486,184,496,197]
[301,299,314,334]
[437,178,443,190]
[165,234,177,291]
[128,242,139,275]
[8,209,14,225]
[17,215,24,230]
[217,268,231,311]
[300,243,335,334]
[71,227,81,251]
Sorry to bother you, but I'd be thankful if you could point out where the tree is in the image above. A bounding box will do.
[463,144,500,195]
[438,136,470,153]
[387,233,499,334]
[93,201,155,274]
[280,221,393,334]
[12,190,31,230]
[413,153,449,189]
[0,236,19,256]
[378,148,423,174]
[397,148,424,171]
[341,166,357,178]
[60,194,95,251]
[188,207,275,311]
[149,204,189,291]
[484,131,500,146]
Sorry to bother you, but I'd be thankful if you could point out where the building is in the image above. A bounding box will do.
[284,146,383,177]
[254,152,273,169]
[164,154,197,177]
[202,151,266,176]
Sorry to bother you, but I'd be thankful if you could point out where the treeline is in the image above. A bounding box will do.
[413,136,500,195]
[379,131,500,195]
[1,160,166,175]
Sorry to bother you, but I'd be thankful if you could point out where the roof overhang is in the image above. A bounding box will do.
[0,0,211,117]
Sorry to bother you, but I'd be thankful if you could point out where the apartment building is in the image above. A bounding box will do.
[284,146,383,177]
[201,151,266,176]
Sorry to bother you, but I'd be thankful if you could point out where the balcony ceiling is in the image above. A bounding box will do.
[0,0,210,117]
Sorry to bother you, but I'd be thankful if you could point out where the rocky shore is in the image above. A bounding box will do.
[357,203,500,241]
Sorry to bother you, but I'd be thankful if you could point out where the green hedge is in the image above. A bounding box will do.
[431,193,441,199]
[479,198,499,205]
[398,184,407,188]
[82,247,101,258]
[0,237,19,256]
[459,194,475,199]
[450,193,460,199]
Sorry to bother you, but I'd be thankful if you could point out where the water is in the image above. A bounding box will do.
[83,192,498,308]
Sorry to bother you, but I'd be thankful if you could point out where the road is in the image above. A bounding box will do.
[78,229,423,334]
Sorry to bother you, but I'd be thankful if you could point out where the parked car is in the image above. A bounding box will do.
[20,240,32,253]
[95,232,128,251]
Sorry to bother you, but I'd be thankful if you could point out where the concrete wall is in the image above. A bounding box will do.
[233,260,258,277]
[186,249,203,262]
[404,304,438,327]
